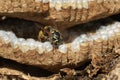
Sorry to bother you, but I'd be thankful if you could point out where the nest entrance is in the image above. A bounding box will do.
[0,16,117,44]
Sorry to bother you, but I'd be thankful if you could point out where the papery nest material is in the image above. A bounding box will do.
[0,0,120,30]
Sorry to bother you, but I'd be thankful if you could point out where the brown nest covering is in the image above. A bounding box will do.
[0,0,120,80]
[0,0,120,30]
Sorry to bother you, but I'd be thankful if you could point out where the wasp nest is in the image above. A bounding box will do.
[0,0,120,80]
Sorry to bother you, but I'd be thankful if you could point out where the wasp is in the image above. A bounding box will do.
[37,25,64,48]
